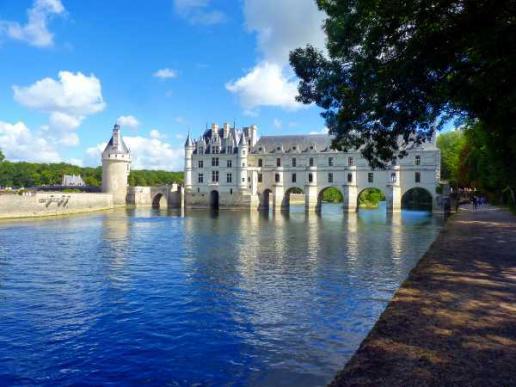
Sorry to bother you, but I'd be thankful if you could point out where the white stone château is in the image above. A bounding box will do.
[185,123,442,212]
[101,124,132,205]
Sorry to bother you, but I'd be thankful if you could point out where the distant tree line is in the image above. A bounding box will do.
[0,151,183,188]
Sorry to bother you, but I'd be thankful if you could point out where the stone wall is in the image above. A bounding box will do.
[0,192,113,219]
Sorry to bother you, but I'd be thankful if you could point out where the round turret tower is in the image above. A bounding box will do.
[184,132,194,190]
[102,123,132,206]
[238,132,248,191]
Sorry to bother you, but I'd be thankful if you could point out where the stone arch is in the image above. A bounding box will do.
[317,186,344,211]
[152,192,167,209]
[209,190,219,210]
[356,187,387,211]
[401,187,433,211]
[282,186,305,210]
[259,188,273,211]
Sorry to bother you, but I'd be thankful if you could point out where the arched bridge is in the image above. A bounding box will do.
[127,184,184,209]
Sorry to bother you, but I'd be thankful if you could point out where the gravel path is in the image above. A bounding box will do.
[331,205,516,386]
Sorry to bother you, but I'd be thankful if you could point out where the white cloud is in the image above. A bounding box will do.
[174,0,226,25]
[13,71,105,116]
[309,127,329,135]
[12,71,105,148]
[226,0,326,110]
[243,0,325,64]
[226,61,304,110]
[273,118,282,129]
[86,132,184,171]
[0,0,65,48]
[117,115,140,130]
[0,121,60,162]
[153,68,177,79]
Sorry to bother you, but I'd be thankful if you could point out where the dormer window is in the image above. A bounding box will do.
[309,145,314,150]
[292,146,297,151]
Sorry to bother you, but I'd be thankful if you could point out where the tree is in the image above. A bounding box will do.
[436,130,466,186]
[290,0,516,168]
[0,149,4,162]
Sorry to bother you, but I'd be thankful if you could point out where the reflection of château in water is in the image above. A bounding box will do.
[184,123,443,213]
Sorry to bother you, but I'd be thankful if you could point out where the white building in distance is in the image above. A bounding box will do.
[185,123,442,212]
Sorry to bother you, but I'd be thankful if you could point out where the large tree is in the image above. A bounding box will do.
[0,149,4,163]
[290,0,516,168]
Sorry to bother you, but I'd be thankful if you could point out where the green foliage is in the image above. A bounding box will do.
[0,160,183,189]
[358,188,385,209]
[437,130,466,186]
[290,0,516,168]
[0,149,4,163]
[321,187,343,202]
[459,122,516,204]
[128,170,183,187]
[402,188,433,211]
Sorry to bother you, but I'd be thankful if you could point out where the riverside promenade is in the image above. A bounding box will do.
[332,205,516,386]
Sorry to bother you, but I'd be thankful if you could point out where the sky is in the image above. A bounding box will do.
[0,0,329,170]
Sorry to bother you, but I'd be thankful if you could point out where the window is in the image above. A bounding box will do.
[292,158,297,167]
[258,173,263,183]
[212,146,219,154]
[242,178,245,182]
[212,170,219,183]
[328,157,334,166]
[198,160,203,168]
[347,173,353,183]
[275,173,280,183]
[391,173,397,183]
[309,157,314,167]
[199,147,203,154]
[415,155,421,166]
[227,159,232,168]
[198,173,204,183]
[211,157,219,167]
[292,173,297,183]
[248,177,251,182]
[242,150,246,155]
[308,173,313,183]
[227,173,232,183]
[348,157,354,166]
[276,158,281,167]
[328,173,333,183]
[368,172,374,183]
[292,146,297,151]
[258,158,263,167]
[197,187,200,193]
[230,188,233,195]
[415,172,421,183]
[242,162,245,167]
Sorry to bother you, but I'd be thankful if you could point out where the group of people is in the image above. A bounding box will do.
[471,195,487,209]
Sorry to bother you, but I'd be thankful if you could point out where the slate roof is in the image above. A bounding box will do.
[252,134,333,153]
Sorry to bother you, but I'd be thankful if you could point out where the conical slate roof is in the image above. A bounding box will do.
[103,123,130,156]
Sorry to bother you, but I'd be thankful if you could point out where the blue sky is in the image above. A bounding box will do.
[0,0,328,170]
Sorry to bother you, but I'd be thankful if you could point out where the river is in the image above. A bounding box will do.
[0,203,442,386]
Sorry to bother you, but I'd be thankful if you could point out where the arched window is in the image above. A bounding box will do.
[347,173,353,183]
[275,173,280,183]
[308,173,314,183]
[415,172,421,183]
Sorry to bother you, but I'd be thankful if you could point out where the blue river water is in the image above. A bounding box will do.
[0,204,442,386]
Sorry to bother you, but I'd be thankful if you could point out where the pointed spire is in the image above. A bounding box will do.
[185,130,193,147]
[239,131,247,147]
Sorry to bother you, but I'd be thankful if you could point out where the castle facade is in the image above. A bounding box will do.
[185,123,442,212]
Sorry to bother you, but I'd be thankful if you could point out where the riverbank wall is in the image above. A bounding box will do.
[0,192,114,219]
[330,205,516,386]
